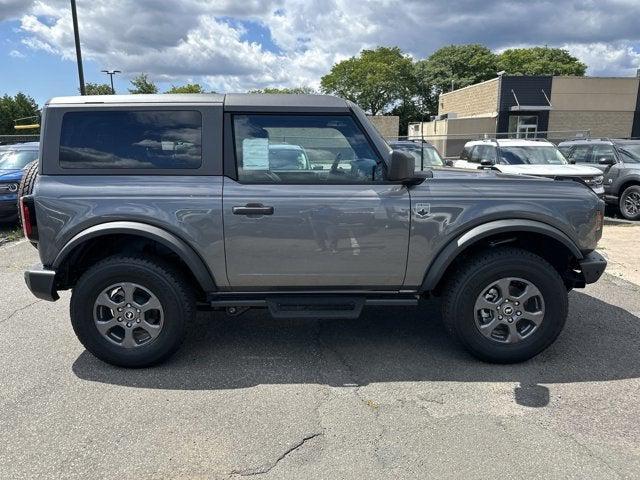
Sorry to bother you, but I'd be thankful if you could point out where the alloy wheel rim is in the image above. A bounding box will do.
[623,192,640,216]
[93,282,164,348]
[473,277,545,344]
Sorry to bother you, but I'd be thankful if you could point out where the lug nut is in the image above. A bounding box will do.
[516,311,522,316]
[515,302,519,306]
[508,317,514,323]
[117,317,122,322]
[136,319,141,323]
[498,315,503,320]
[117,307,122,312]
[228,307,237,314]
[126,322,132,327]
[136,309,141,313]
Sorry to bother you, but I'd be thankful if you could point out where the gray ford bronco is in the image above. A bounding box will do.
[21,94,607,367]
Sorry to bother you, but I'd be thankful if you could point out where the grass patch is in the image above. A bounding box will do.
[0,224,23,245]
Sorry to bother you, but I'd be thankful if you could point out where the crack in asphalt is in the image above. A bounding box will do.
[0,299,43,324]
[229,432,323,477]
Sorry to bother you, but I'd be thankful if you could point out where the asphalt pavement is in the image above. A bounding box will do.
[1,239,639,479]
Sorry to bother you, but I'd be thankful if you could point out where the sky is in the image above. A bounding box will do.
[1,0,640,106]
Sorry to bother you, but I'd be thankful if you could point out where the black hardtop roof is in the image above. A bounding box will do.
[46,93,350,111]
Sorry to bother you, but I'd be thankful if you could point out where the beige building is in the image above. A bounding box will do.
[410,74,640,157]
[367,115,400,139]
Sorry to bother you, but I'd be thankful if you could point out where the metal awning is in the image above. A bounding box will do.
[509,105,553,111]
[510,89,553,112]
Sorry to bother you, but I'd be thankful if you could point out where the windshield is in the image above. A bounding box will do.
[0,149,38,169]
[499,146,567,165]
[268,147,310,170]
[393,145,443,168]
[618,144,640,163]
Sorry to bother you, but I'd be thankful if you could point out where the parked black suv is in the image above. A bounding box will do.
[559,138,640,220]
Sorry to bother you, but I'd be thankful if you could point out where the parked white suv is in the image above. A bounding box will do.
[455,139,605,196]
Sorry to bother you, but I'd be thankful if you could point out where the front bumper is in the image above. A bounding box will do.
[578,250,607,284]
[591,185,605,197]
[24,264,59,301]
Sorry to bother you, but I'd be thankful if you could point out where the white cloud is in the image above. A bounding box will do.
[564,43,640,76]
[8,49,25,58]
[10,0,640,92]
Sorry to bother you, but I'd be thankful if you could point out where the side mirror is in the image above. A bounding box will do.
[480,158,493,166]
[445,159,454,167]
[568,158,576,164]
[598,157,615,165]
[388,150,416,182]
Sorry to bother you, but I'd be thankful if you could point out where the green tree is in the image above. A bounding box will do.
[320,46,415,115]
[497,47,586,76]
[165,83,206,94]
[248,86,316,94]
[0,93,40,135]
[416,44,498,104]
[84,83,114,95]
[128,73,158,94]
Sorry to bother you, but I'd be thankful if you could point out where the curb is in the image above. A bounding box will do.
[604,216,637,226]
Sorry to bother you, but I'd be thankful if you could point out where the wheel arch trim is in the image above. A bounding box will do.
[420,219,583,292]
[52,221,217,291]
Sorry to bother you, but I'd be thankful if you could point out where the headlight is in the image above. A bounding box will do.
[584,176,604,186]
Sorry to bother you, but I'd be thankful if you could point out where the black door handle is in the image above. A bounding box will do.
[232,203,274,215]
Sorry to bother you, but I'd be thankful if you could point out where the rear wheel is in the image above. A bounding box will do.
[442,247,568,363]
[619,185,640,220]
[70,255,194,367]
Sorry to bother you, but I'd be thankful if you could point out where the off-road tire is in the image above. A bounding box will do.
[70,255,194,368]
[17,160,38,245]
[441,247,568,363]
[619,185,640,221]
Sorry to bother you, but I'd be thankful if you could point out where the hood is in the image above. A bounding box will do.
[0,169,24,182]
[428,166,549,182]
[493,164,602,177]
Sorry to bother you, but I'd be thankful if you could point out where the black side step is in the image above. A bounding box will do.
[208,293,419,319]
[267,296,365,319]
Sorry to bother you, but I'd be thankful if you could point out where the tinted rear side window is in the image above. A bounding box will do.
[59,110,202,169]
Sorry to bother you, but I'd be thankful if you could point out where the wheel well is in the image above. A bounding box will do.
[432,231,580,295]
[55,233,206,301]
[618,180,640,197]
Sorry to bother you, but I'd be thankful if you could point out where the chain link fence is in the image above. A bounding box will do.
[0,134,39,145]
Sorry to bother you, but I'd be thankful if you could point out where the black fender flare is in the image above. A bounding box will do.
[420,219,583,292]
[614,175,640,196]
[53,221,216,291]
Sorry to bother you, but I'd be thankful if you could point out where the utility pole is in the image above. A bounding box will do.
[70,0,85,95]
[101,69,121,94]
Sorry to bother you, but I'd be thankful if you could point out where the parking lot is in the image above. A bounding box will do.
[1,225,639,480]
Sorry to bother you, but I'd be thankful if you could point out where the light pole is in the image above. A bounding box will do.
[70,0,85,95]
[101,69,121,94]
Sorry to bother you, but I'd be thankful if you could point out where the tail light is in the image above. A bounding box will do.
[19,195,38,242]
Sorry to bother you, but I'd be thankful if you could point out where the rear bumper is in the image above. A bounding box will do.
[24,264,59,301]
[578,250,607,284]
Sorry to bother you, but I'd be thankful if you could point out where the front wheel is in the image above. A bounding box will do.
[619,185,640,220]
[70,255,194,367]
[441,247,568,363]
